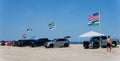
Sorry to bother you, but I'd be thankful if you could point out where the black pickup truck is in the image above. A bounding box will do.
[17,38,50,47]
[83,36,119,49]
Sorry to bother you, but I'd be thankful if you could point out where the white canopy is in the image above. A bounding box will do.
[79,31,104,37]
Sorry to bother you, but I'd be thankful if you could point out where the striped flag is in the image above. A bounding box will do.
[49,22,56,30]
[88,12,100,26]
[27,28,32,32]
[22,34,26,39]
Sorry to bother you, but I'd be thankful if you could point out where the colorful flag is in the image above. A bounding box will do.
[88,20,99,26]
[88,12,100,26]
[88,12,99,20]
[49,22,55,30]
[22,34,26,39]
[27,28,32,32]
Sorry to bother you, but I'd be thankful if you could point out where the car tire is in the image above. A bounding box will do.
[45,46,49,48]
[101,46,106,48]
[64,43,69,47]
[49,44,54,48]
[17,43,23,47]
[83,41,89,49]
[93,42,100,49]
[112,41,117,47]
[31,44,35,47]
[31,42,36,47]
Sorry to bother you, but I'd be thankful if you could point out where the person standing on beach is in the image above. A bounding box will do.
[107,36,112,52]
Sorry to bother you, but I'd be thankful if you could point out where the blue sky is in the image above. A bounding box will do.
[0,0,120,42]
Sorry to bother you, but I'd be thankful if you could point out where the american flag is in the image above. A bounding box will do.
[88,12,99,20]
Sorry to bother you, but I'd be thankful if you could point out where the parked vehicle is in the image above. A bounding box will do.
[6,41,12,46]
[17,39,35,47]
[12,41,18,46]
[31,38,50,47]
[83,36,119,49]
[44,38,70,48]
[0,41,5,46]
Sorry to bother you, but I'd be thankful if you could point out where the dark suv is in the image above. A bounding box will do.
[31,38,50,47]
[0,41,6,46]
[17,39,35,47]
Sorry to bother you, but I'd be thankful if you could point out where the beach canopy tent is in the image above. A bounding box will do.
[79,31,104,37]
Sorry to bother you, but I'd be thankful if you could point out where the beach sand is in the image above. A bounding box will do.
[0,44,120,61]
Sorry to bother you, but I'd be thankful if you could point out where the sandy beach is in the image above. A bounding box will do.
[0,44,120,61]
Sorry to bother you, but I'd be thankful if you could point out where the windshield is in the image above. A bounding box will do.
[90,37,100,42]
[52,39,56,42]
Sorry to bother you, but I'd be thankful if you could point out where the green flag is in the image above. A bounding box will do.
[88,20,99,26]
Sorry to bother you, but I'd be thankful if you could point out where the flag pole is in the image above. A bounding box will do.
[99,12,102,48]
[97,12,100,33]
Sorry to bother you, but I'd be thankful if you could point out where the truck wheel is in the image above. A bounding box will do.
[31,42,34,47]
[64,43,69,47]
[31,44,36,47]
[93,42,100,49]
[83,41,89,49]
[112,41,117,47]
[49,44,54,48]
[101,46,106,48]
[17,43,22,47]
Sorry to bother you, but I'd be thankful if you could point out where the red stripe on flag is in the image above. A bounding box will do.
[88,15,99,20]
